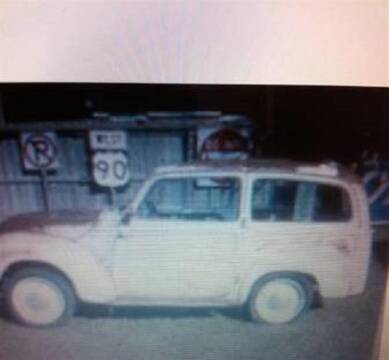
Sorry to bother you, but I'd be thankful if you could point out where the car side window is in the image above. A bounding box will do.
[313,184,351,222]
[137,177,240,221]
[252,179,296,221]
[251,179,351,222]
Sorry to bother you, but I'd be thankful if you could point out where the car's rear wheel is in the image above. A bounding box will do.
[249,276,312,324]
[3,267,76,327]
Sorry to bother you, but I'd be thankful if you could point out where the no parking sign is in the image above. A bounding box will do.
[20,132,59,211]
[21,132,59,171]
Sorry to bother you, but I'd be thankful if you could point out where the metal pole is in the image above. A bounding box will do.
[186,130,197,161]
[0,94,5,127]
[109,187,117,209]
[40,169,49,211]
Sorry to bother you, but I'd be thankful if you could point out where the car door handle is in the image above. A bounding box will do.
[335,241,351,254]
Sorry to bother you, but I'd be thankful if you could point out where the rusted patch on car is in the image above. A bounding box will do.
[0,249,32,260]
[0,209,102,234]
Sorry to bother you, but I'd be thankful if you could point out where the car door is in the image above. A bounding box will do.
[114,174,243,302]
[244,175,356,297]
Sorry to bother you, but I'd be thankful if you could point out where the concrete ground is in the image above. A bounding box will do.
[0,243,387,360]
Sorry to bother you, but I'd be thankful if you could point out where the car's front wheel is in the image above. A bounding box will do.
[3,267,76,327]
[249,276,312,324]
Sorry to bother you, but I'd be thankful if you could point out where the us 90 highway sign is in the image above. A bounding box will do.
[92,152,130,187]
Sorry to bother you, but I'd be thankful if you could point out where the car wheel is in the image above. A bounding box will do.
[3,267,76,327]
[249,276,312,324]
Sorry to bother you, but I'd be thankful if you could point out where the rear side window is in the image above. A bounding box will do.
[251,179,351,222]
[314,184,351,221]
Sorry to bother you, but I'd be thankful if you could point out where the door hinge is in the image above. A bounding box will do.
[240,218,246,228]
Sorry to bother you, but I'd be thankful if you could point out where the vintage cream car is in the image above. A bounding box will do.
[0,160,371,327]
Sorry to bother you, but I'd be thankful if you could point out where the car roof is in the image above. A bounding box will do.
[154,159,361,184]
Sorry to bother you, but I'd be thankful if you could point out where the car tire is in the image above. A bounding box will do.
[248,275,313,325]
[3,267,76,327]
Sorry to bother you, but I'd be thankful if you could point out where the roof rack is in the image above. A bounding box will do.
[296,163,339,177]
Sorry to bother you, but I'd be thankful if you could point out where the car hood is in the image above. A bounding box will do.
[0,209,103,240]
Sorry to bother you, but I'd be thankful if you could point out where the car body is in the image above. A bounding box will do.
[0,160,372,327]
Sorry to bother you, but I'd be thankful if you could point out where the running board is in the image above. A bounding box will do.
[111,296,237,307]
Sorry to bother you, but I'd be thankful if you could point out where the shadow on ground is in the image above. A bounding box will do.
[77,303,251,322]
[77,291,323,321]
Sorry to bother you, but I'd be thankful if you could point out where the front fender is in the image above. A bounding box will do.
[0,232,117,303]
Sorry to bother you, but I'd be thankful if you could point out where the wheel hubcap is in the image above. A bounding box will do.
[255,279,304,324]
[12,277,65,325]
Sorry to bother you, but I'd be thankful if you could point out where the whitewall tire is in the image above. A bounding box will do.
[3,267,76,327]
[249,276,312,324]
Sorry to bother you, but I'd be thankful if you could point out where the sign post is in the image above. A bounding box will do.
[89,130,129,208]
[40,169,49,212]
[21,132,59,211]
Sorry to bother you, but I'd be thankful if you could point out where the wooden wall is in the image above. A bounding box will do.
[0,131,184,222]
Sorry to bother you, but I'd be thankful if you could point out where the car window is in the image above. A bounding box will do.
[137,177,240,221]
[251,179,351,222]
[313,184,351,222]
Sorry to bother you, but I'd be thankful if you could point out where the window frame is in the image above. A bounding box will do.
[248,175,354,224]
[134,173,243,223]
